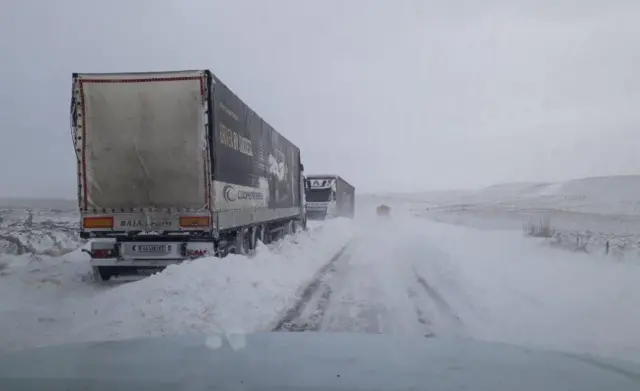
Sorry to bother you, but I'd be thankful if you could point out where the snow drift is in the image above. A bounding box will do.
[0,217,355,352]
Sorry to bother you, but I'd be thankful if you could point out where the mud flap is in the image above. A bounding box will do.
[92,265,165,282]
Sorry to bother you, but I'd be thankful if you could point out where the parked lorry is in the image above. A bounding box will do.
[71,70,306,281]
[304,175,355,220]
[376,204,391,217]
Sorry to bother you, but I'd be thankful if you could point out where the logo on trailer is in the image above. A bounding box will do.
[223,185,265,202]
[223,185,237,202]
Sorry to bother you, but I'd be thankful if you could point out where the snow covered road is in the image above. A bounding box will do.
[276,223,466,339]
[274,213,640,364]
[2,208,640,365]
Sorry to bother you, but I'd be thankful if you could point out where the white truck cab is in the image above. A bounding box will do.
[305,175,355,220]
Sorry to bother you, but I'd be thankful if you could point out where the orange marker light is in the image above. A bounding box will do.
[83,216,114,229]
[179,216,210,228]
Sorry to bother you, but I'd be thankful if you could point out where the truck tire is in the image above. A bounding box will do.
[286,220,294,236]
[235,228,255,255]
[292,220,302,234]
[250,227,258,251]
[257,225,267,245]
[92,266,114,282]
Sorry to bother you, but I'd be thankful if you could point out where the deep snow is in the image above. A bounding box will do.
[2,195,640,366]
[0,218,355,351]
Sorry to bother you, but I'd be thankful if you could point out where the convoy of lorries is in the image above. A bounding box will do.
[70,70,357,281]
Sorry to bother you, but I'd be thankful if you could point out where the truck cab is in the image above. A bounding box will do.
[305,178,337,220]
[304,175,355,220]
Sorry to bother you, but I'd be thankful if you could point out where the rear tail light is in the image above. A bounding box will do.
[186,249,207,258]
[179,216,210,228]
[90,243,119,259]
[91,249,112,258]
[83,217,114,229]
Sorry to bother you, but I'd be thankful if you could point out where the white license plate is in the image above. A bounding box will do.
[134,244,168,253]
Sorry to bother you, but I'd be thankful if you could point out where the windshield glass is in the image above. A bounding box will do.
[306,188,332,202]
[5,2,640,390]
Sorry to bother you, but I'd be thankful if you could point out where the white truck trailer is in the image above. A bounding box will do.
[71,70,307,281]
[305,175,355,220]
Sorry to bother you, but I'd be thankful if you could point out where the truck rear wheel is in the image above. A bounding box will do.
[249,227,258,251]
[92,266,114,282]
[257,225,267,245]
[286,220,294,236]
[235,228,251,255]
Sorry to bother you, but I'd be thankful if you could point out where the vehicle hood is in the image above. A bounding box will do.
[1,332,639,390]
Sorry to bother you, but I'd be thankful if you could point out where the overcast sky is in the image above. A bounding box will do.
[1,0,639,197]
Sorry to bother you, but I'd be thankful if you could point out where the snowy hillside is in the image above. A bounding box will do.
[409,175,640,217]
[379,175,640,258]
[0,198,76,210]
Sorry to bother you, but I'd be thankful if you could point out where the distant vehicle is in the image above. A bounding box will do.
[305,175,355,220]
[71,70,306,281]
[377,204,391,217]
[1,333,639,390]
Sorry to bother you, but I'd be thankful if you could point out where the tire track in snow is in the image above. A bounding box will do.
[411,266,466,336]
[271,241,353,332]
[406,287,436,338]
[273,226,467,337]
[316,261,449,337]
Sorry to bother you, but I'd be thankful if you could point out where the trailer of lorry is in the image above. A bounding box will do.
[305,175,355,220]
[71,70,306,281]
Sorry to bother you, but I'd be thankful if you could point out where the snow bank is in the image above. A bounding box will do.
[0,218,355,351]
[0,244,97,310]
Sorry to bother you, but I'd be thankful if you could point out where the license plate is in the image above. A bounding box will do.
[134,244,168,253]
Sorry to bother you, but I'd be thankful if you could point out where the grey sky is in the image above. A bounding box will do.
[1,0,639,196]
